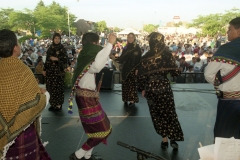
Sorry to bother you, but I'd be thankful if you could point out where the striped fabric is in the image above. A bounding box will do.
[79,104,102,116]
[5,124,51,160]
[75,88,112,150]
[222,66,240,82]
[80,111,105,124]
[223,91,240,99]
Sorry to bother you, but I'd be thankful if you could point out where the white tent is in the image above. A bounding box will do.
[117,28,141,35]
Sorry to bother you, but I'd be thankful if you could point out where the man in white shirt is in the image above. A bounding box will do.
[69,33,116,160]
[204,17,240,139]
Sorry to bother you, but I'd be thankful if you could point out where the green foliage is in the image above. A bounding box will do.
[113,27,121,32]
[143,24,159,33]
[34,0,45,12]
[0,8,15,29]
[94,21,107,32]
[18,35,39,43]
[173,21,183,27]
[0,0,77,36]
[33,1,77,36]
[188,8,240,36]
[8,9,36,32]
[70,27,77,35]
[64,72,73,88]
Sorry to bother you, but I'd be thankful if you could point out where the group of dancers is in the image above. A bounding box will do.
[0,16,240,160]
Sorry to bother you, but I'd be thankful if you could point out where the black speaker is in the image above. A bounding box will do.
[96,67,114,90]
[34,73,45,84]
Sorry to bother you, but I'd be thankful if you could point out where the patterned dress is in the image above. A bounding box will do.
[138,71,184,141]
[135,32,184,141]
[115,43,141,103]
[44,44,68,107]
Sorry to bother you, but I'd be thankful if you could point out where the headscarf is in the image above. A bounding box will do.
[0,57,46,158]
[72,43,103,86]
[120,32,137,57]
[137,32,178,76]
[48,32,64,52]
[52,32,62,46]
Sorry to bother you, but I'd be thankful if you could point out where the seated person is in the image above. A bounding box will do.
[35,58,44,74]
[186,66,194,83]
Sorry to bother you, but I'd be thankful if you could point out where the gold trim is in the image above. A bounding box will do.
[223,91,240,99]
[87,126,112,138]
[76,89,99,98]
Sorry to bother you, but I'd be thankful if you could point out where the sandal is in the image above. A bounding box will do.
[161,141,168,149]
[170,140,178,149]
[54,105,62,112]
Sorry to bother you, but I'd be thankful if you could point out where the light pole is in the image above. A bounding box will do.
[67,8,70,38]
[67,0,79,37]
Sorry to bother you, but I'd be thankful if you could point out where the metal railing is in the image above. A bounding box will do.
[32,69,207,86]
[113,71,207,84]
[171,72,207,83]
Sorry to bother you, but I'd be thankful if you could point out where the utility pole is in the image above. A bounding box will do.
[68,8,70,38]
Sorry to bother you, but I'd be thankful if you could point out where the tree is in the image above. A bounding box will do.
[70,26,77,35]
[34,0,45,12]
[33,1,77,37]
[8,9,36,33]
[173,21,183,27]
[113,27,121,32]
[94,21,107,32]
[0,8,15,29]
[188,8,240,36]
[143,24,159,33]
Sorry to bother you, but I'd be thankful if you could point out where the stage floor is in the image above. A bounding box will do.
[41,84,217,160]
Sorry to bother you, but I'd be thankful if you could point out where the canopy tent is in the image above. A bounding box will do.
[117,28,141,35]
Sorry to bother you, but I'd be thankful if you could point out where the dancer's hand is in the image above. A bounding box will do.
[135,70,138,75]
[109,54,115,60]
[142,90,146,98]
[42,71,46,76]
[108,33,117,45]
[50,56,58,61]
[40,88,46,94]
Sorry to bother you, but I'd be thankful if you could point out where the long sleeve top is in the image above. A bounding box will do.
[78,43,112,90]
[204,61,240,92]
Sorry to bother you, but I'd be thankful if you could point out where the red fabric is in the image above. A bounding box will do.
[75,88,111,150]
[5,124,51,160]
[194,47,200,53]
[222,66,240,82]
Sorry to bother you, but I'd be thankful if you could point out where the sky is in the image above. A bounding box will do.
[1,0,240,29]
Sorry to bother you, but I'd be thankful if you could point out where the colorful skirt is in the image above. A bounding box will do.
[214,99,240,139]
[75,88,112,150]
[5,124,51,160]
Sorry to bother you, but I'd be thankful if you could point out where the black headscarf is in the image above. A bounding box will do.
[120,33,138,58]
[115,33,142,80]
[51,32,62,49]
[44,32,68,72]
[137,32,178,76]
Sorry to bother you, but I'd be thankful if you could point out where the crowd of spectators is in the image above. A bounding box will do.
[4,32,226,84]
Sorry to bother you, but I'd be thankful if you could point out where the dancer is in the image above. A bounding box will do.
[133,32,184,149]
[0,29,51,160]
[69,33,116,160]
[111,32,141,106]
[43,32,68,111]
[204,17,240,139]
